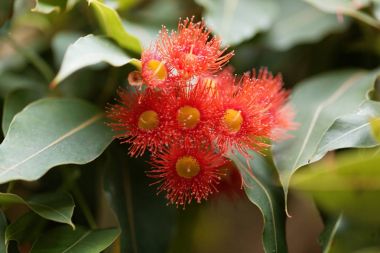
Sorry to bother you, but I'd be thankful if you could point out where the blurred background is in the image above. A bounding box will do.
[0,0,380,252]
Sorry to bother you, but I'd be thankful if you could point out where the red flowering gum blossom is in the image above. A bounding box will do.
[152,18,233,82]
[141,49,173,88]
[199,66,237,99]
[107,88,172,157]
[214,68,295,156]
[148,144,226,208]
[163,82,218,147]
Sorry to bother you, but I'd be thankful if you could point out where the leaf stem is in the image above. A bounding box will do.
[72,184,98,230]
[6,34,55,83]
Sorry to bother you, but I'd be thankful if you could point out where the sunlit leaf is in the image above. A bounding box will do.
[272,69,379,211]
[88,0,142,53]
[195,0,278,45]
[30,226,119,253]
[0,98,113,184]
[51,35,138,87]
[0,192,74,227]
[228,150,287,253]
[313,100,380,162]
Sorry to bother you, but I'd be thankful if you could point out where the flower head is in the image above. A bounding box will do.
[214,69,294,155]
[152,18,233,83]
[164,82,219,147]
[148,144,226,207]
[107,88,172,157]
[141,49,172,88]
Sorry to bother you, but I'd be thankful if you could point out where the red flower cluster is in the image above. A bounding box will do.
[107,18,294,208]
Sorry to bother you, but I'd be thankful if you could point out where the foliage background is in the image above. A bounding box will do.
[0,0,380,252]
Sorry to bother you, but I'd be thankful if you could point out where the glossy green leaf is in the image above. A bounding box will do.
[272,69,379,211]
[228,150,287,253]
[313,101,380,162]
[88,0,142,53]
[303,0,380,29]
[264,0,347,50]
[291,150,380,224]
[51,35,138,87]
[32,0,67,14]
[2,89,42,136]
[195,0,278,45]
[0,98,113,184]
[0,212,7,253]
[103,145,176,253]
[0,192,74,227]
[30,226,119,253]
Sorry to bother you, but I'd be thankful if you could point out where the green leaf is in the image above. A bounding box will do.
[51,35,138,87]
[30,226,119,253]
[88,0,142,53]
[0,192,75,227]
[264,0,348,50]
[370,116,380,142]
[0,73,45,98]
[319,215,343,253]
[303,0,380,29]
[195,0,278,46]
[228,150,287,253]
[2,89,42,136]
[32,0,67,14]
[291,150,380,225]
[104,0,139,10]
[0,98,113,184]
[0,212,7,253]
[5,212,45,244]
[272,69,379,212]
[103,145,177,253]
[318,215,380,253]
[52,31,83,68]
[313,100,380,162]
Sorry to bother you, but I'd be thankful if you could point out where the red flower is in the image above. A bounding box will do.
[163,82,219,147]
[214,68,294,156]
[141,49,172,88]
[107,88,172,157]
[148,144,226,207]
[155,18,233,82]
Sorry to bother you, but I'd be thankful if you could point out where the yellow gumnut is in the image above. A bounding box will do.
[223,109,243,133]
[138,110,159,131]
[176,156,201,179]
[177,106,201,129]
[147,60,167,81]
